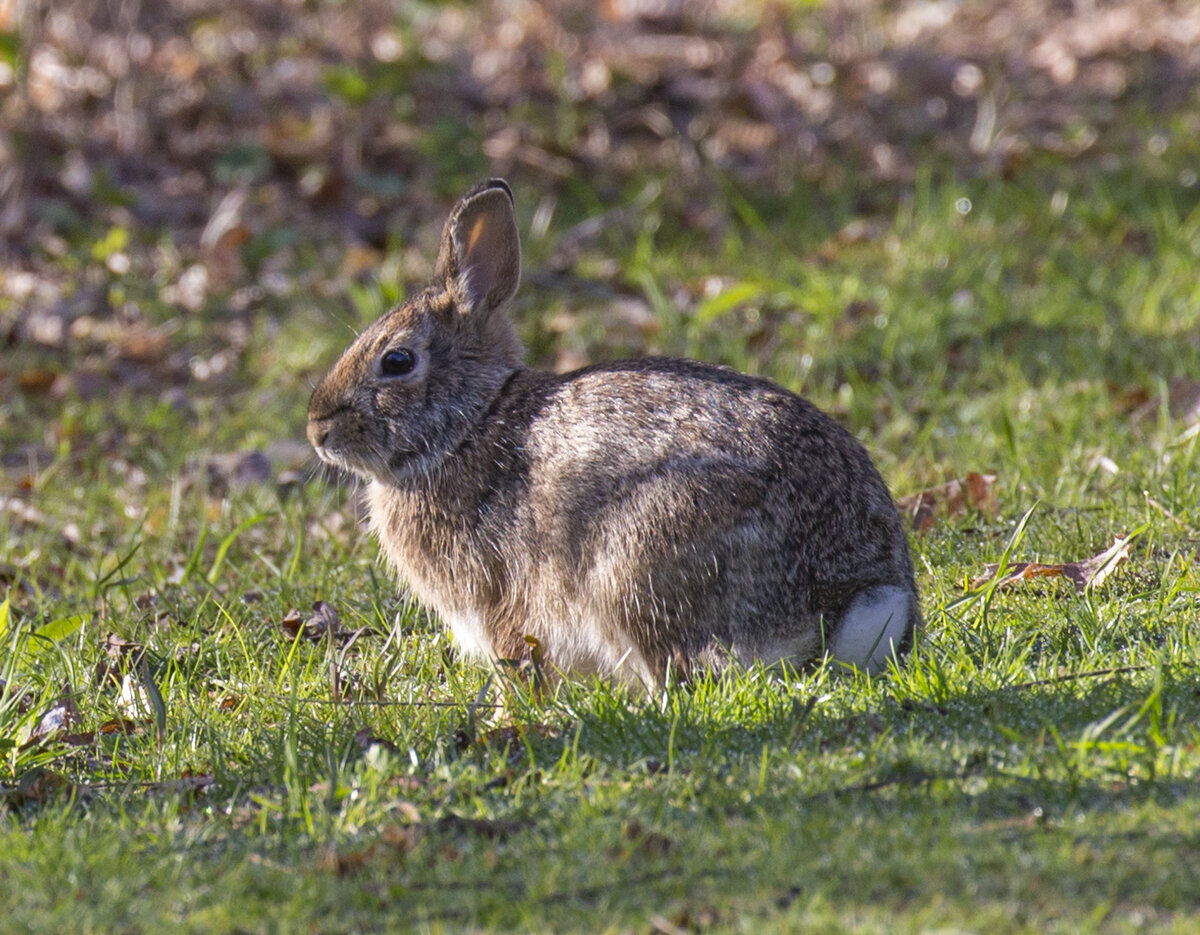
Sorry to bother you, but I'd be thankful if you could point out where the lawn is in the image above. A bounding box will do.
[2,1,1200,932]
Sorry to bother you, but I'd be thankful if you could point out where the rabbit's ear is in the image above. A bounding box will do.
[435,179,521,315]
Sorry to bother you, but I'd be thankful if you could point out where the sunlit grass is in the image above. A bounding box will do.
[3,136,1200,935]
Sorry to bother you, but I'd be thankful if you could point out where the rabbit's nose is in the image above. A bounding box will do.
[306,420,329,449]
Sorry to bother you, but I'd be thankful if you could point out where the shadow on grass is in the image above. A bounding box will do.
[391,668,1200,929]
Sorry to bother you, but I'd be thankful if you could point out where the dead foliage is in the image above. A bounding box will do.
[280,600,353,643]
[3,0,1198,363]
[316,812,534,876]
[0,767,90,806]
[971,534,1135,593]
[897,471,999,531]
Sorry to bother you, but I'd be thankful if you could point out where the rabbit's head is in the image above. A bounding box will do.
[307,179,522,483]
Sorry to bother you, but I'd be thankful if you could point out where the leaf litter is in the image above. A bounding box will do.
[970,534,1136,594]
[280,600,364,643]
[897,472,999,532]
[6,0,1200,396]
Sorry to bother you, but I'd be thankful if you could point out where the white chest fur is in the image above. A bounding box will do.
[441,608,494,659]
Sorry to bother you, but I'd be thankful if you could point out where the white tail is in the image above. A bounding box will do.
[830,585,912,674]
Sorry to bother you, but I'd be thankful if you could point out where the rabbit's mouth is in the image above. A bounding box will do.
[310,443,368,479]
[311,438,432,486]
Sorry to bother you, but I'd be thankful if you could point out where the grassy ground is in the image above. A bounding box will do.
[3,2,1200,933]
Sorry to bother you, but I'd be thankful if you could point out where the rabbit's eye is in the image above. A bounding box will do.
[380,348,418,378]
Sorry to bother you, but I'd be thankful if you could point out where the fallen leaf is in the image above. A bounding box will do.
[649,914,690,935]
[618,818,676,858]
[16,368,58,393]
[1166,379,1200,425]
[1059,536,1136,591]
[897,472,998,531]
[116,327,172,363]
[354,728,401,757]
[157,773,215,797]
[317,842,376,876]
[971,535,1134,593]
[26,695,83,747]
[381,823,422,851]
[98,717,147,736]
[1130,378,1200,427]
[103,632,145,661]
[433,813,532,840]
[1,767,88,805]
[475,722,559,748]
[656,904,721,932]
[60,718,149,748]
[280,608,304,636]
[281,600,352,642]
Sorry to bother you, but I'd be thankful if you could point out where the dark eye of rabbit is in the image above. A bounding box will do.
[380,348,417,377]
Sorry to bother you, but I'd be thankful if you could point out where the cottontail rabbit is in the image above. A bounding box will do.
[308,179,919,688]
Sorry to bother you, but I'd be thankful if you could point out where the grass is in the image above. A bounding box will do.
[4,37,1200,935]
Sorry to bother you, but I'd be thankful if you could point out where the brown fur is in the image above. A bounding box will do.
[308,179,919,689]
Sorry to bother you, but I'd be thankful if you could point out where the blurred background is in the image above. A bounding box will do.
[2,0,1199,487]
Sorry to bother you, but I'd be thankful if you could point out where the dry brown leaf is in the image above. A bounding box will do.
[1129,378,1200,427]
[971,535,1134,593]
[897,472,998,532]
[24,695,83,748]
[16,368,58,393]
[98,716,147,736]
[60,717,147,748]
[1166,379,1200,425]
[316,842,376,876]
[280,607,307,638]
[433,813,532,840]
[116,326,172,363]
[1,767,87,805]
[103,632,145,660]
[618,818,677,859]
[354,728,401,757]
[153,773,215,797]
[281,601,353,642]
[475,722,559,749]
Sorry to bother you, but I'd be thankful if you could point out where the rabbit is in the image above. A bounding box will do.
[307,179,919,690]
